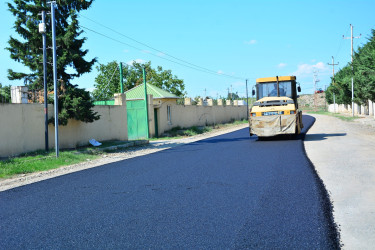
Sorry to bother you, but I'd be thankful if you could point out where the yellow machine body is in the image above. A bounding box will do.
[249,76,303,137]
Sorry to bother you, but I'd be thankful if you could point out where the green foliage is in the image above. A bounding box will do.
[92,61,119,101]
[0,83,11,103]
[326,29,375,105]
[7,0,99,125]
[92,60,186,101]
[50,84,100,126]
[227,92,240,100]
[0,150,99,179]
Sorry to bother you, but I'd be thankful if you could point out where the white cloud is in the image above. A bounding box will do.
[244,40,257,45]
[232,81,245,87]
[157,52,165,57]
[123,49,129,53]
[278,63,287,68]
[126,59,145,66]
[292,62,327,78]
[142,50,151,54]
[85,87,95,93]
[217,70,224,74]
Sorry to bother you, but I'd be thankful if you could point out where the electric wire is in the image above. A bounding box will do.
[79,25,247,81]
[78,14,249,81]
[78,13,247,79]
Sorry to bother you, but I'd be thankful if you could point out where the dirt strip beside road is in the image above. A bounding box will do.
[304,114,375,250]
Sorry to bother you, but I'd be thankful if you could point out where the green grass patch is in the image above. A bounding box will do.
[0,150,100,179]
[306,110,359,122]
[183,126,212,136]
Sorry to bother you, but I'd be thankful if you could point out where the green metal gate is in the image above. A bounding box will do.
[127,100,148,140]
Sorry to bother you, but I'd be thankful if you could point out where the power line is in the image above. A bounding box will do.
[78,14,224,76]
[334,25,351,60]
[78,14,249,81]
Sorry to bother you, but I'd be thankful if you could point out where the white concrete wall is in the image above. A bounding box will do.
[156,102,247,135]
[11,86,28,104]
[369,100,374,116]
[328,100,375,118]
[0,103,127,157]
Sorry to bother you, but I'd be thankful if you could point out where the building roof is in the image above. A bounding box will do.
[125,83,179,100]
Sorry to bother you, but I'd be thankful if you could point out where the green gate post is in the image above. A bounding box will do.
[119,62,124,93]
[143,67,150,139]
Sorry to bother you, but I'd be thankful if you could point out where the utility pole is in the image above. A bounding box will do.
[119,62,124,93]
[204,88,206,98]
[327,56,339,79]
[143,67,149,139]
[246,79,249,120]
[230,85,232,100]
[313,70,320,110]
[50,1,59,157]
[39,10,48,152]
[343,24,361,116]
[327,56,339,113]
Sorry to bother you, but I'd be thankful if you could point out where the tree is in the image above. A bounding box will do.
[353,29,375,103]
[7,0,99,125]
[326,29,375,105]
[0,83,12,103]
[92,60,186,101]
[227,92,240,100]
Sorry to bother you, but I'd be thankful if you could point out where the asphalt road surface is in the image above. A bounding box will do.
[0,115,339,249]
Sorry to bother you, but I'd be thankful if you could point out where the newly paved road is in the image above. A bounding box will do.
[0,115,339,249]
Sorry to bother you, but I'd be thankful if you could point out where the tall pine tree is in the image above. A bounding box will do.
[7,0,99,125]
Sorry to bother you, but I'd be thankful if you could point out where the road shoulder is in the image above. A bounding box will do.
[304,114,375,249]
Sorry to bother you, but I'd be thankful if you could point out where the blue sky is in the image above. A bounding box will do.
[1,0,374,98]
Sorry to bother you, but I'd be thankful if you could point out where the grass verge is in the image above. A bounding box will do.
[0,150,101,179]
[306,110,359,122]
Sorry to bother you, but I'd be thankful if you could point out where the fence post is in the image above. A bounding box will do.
[143,67,149,139]
[119,62,124,94]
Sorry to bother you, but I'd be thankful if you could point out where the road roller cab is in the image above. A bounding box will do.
[249,76,303,137]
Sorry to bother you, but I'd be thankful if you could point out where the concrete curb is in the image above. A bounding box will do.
[96,140,149,152]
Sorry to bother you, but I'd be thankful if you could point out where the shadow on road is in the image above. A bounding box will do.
[255,134,303,141]
[192,136,255,144]
[304,133,347,141]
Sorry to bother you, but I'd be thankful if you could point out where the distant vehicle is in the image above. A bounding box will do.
[315,88,324,93]
[249,76,303,138]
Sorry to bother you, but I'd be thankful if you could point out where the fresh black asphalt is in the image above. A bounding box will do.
[0,115,340,249]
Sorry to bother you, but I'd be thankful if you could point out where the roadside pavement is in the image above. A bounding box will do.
[304,114,375,250]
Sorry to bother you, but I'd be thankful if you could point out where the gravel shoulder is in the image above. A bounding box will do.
[0,123,248,192]
[304,114,375,249]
